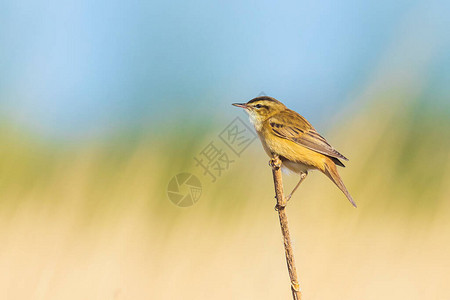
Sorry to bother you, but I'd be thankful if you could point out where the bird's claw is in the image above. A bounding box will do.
[274,203,286,211]
[269,158,281,169]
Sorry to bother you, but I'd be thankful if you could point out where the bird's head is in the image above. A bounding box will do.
[232,96,286,125]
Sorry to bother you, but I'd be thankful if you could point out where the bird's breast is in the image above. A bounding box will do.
[256,127,326,173]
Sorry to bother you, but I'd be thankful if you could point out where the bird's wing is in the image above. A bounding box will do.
[268,110,348,161]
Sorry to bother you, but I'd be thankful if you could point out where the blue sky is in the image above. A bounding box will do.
[1,0,448,139]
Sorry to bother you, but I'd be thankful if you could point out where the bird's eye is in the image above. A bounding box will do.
[255,104,262,109]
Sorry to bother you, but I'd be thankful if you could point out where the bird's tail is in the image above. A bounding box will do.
[323,159,357,208]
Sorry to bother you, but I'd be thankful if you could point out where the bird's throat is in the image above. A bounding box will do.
[247,112,263,131]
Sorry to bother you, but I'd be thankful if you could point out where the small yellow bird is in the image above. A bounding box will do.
[233,96,356,207]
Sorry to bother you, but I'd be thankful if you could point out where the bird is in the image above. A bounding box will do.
[232,96,356,207]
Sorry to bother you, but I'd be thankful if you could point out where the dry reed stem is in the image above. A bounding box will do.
[270,155,302,300]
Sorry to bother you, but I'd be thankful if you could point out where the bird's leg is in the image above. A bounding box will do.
[285,171,308,202]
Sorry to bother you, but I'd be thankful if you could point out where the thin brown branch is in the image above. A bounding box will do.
[270,155,302,300]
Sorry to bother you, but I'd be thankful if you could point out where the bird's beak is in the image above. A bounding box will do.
[232,103,248,109]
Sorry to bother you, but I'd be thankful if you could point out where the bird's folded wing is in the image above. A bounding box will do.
[268,110,348,161]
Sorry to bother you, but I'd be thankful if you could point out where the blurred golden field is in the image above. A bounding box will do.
[1,96,449,299]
